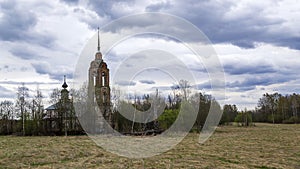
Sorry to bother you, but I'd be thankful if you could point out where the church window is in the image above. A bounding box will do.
[102,72,105,86]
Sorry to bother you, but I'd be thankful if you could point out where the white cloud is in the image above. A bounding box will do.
[0,0,300,110]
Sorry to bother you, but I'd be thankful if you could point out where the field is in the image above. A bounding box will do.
[0,123,299,169]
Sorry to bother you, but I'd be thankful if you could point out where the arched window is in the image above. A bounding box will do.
[103,92,106,103]
[102,72,105,86]
[93,76,96,87]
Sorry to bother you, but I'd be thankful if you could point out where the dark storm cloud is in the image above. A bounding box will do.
[139,80,155,84]
[60,0,79,5]
[194,79,225,90]
[145,1,171,12]
[274,37,300,50]
[160,1,296,49]
[226,75,293,92]
[31,63,49,75]
[0,1,55,47]
[9,46,44,60]
[85,0,299,50]
[241,76,286,86]
[224,64,277,75]
[87,0,135,19]
[236,86,256,92]
[157,0,298,50]
[0,1,36,41]
[244,76,287,86]
[115,80,136,86]
[31,63,73,81]
[194,82,211,90]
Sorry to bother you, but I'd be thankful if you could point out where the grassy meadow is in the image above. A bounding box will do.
[0,123,299,169]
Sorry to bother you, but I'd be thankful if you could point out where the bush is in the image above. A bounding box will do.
[158,109,179,130]
[282,116,300,124]
[234,112,252,126]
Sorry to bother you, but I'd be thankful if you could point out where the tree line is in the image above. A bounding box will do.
[220,93,300,125]
[255,93,300,123]
[0,81,299,135]
[0,83,80,135]
[0,83,44,135]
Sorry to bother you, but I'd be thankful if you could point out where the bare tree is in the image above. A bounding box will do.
[291,93,298,119]
[0,100,14,134]
[111,87,121,113]
[16,83,29,136]
[50,88,61,105]
[171,84,179,107]
[72,83,88,117]
[31,86,44,134]
[178,80,191,101]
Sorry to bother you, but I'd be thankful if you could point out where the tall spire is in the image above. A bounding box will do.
[95,27,103,60]
[97,27,100,52]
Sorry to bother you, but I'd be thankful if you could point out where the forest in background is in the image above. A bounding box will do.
[0,81,300,135]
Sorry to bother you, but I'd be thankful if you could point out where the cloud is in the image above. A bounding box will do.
[0,0,299,110]
[151,86,171,91]
[0,86,15,99]
[0,80,58,85]
[115,80,136,86]
[164,1,295,49]
[231,85,256,92]
[275,37,300,50]
[0,1,55,47]
[60,0,79,5]
[105,50,123,63]
[87,0,136,20]
[9,46,44,60]
[0,1,37,41]
[83,0,300,50]
[226,75,292,92]
[242,76,287,86]
[180,1,299,50]
[31,62,73,81]
[31,63,50,75]
[72,7,108,30]
[139,80,155,84]
[224,64,277,75]
[145,1,172,12]
[194,79,225,90]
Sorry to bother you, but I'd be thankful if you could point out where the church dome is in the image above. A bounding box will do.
[62,75,68,89]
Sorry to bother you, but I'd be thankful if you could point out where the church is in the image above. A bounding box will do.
[44,29,115,135]
[85,29,163,135]
[44,76,82,135]
[44,29,161,135]
[87,28,114,130]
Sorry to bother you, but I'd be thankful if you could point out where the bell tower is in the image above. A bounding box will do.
[88,28,112,129]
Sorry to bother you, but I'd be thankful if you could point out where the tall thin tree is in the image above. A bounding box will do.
[16,83,29,136]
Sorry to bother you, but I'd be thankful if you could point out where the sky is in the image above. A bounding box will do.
[0,0,300,110]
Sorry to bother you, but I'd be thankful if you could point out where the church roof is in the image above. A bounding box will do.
[45,104,57,110]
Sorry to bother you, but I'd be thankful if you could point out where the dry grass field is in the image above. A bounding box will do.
[0,123,299,169]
